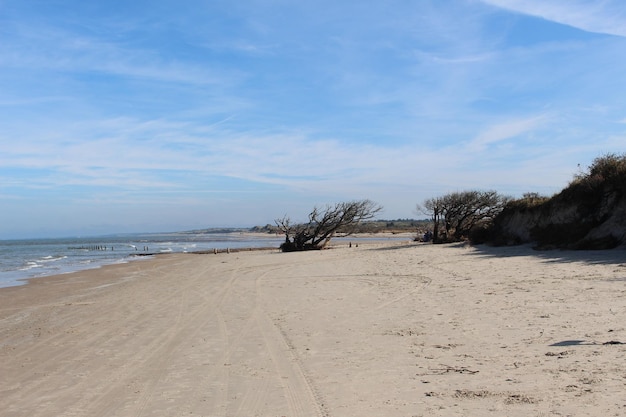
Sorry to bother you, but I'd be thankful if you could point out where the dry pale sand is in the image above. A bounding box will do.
[1,241,625,417]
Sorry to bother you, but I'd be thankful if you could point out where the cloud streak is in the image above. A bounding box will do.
[467,115,548,151]
[481,0,626,37]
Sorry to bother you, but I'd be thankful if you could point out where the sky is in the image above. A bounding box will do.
[1,0,626,238]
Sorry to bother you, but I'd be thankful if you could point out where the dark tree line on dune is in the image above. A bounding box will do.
[419,153,626,249]
[274,153,626,251]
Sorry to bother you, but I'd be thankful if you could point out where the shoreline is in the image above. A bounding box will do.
[0,232,416,289]
[1,242,624,416]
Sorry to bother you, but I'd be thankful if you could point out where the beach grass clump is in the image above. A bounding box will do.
[565,153,626,202]
[504,192,551,211]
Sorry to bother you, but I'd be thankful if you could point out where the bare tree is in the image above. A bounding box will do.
[276,200,383,251]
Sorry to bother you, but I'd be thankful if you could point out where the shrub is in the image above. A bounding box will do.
[569,153,626,193]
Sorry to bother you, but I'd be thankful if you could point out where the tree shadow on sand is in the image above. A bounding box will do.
[364,241,625,266]
[467,243,626,266]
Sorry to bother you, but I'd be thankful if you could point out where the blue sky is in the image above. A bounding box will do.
[1,0,625,238]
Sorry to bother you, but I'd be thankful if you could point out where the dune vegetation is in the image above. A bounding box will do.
[488,153,626,249]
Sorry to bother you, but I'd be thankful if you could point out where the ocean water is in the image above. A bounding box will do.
[0,232,285,288]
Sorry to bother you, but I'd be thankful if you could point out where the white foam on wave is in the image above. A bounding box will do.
[40,255,67,263]
[20,261,43,271]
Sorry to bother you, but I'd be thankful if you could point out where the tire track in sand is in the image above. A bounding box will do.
[256,311,328,417]
[254,269,330,417]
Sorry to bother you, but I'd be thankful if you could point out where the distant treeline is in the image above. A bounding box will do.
[249,219,430,235]
[178,228,251,234]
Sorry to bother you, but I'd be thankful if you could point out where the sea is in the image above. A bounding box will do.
[0,232,286,288]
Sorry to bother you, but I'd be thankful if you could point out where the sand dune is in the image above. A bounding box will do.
[1,241,625,416]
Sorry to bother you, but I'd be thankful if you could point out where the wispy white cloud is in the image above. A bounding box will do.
[0,111,567,200]
[466,114,548,152]
[0,22,239,86]
[481,0,626,37]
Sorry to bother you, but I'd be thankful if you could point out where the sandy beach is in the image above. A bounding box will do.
[1,240,625,416]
